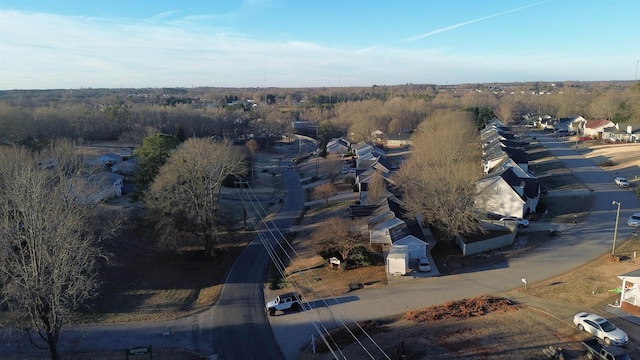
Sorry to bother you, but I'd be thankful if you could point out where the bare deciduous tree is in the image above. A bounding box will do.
[311,217,367,265]
[144,138,247,257]
[365,170,387,204]
[395,110,483,243]
[245,139,259,155]
[0,142,122,360]
[312,182,337,206]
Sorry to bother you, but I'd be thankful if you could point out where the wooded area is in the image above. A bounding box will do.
[1,81,638,150]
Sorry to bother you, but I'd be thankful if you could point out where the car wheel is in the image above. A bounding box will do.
[586,351,595,360]
[269,309,275,316]
[291,303,300,311]
[604,337,611,346]
[577,324,584,331]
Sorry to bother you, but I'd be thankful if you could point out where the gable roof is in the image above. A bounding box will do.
[585,119,614,129]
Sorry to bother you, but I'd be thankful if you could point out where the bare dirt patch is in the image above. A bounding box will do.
[577,142,640,188]
[300,296,583,360]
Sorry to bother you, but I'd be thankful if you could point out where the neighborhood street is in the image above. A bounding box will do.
[267,134,640,360]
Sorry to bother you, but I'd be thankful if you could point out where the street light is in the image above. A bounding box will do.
[612,200,621,255]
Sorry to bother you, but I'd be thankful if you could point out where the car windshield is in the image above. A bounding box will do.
[599,320,616,332]
[632,216,640,220]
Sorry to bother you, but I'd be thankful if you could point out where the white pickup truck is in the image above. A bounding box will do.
[265,292,302,316]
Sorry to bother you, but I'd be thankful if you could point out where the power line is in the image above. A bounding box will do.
[235,179,390,359]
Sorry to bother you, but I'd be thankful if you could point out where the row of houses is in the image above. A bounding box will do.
[451,118,543,256]
[529,114,640,142]
[323,135,431,275]
[479,118,541,220]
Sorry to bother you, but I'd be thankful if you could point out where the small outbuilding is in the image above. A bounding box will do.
[386,245,409,276]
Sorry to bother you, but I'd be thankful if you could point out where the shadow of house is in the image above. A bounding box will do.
[455,221,516,256]
[72,171,124,204]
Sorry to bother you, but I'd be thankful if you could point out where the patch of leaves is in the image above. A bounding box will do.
[403,295,520,323]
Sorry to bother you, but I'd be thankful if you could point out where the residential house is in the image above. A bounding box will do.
[583,119,615,139]
[369,217,409,246]
[87,152,122,168]
[567,116,586,134]
[326,137,350,155]
[603,123,640,142]
[385,134,412,149]
[537,117,555,130]
[617,269,640,316]
[476,167,539,219]
[73,171,124,204]
[393,235,428,261]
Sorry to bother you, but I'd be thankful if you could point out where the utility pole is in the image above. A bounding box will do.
[612,200,621,255]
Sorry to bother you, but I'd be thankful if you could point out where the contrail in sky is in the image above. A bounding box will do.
[402,0,551,42]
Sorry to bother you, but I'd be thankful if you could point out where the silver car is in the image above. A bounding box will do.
[628,213,640,227]
[573,312,628,346]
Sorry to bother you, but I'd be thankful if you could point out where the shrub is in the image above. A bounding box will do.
[348,246,373,267]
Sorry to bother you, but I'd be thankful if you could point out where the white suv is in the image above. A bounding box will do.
[265,292,302,316]
[614,177,630,187]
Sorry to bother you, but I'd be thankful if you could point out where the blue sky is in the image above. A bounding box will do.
[1,0,639,90]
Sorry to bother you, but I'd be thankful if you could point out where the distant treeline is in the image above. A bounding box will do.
[0,81,638,148]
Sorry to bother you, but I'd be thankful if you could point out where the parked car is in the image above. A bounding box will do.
[499,216,529,228]
[265,292,302,316]
[486,212,503,220]
[573,312,628,346]
[614,177,630,187]
[627,213,640,227]
[417,257,431,272]
[582,338,631,360]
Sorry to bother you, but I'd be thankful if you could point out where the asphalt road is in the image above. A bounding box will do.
[211,166,304,359]
[267,134,640,359]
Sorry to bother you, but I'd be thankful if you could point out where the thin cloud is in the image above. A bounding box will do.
[147,10,180,22]
[402,0,551,42]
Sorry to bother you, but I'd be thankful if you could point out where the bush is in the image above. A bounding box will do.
[344,176,356,185]
[349,246,373,267]
[600,160,616,167]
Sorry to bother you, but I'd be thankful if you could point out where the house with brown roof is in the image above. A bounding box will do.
[583,119,615,138]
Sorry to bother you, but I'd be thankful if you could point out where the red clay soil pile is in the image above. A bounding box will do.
[404,295,520,322]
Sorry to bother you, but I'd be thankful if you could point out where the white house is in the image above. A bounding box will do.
[476,170,527,218]
[326,137,350,155]
[583,119,615,138]
[393,235,428,261]
[617,269,640,316]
